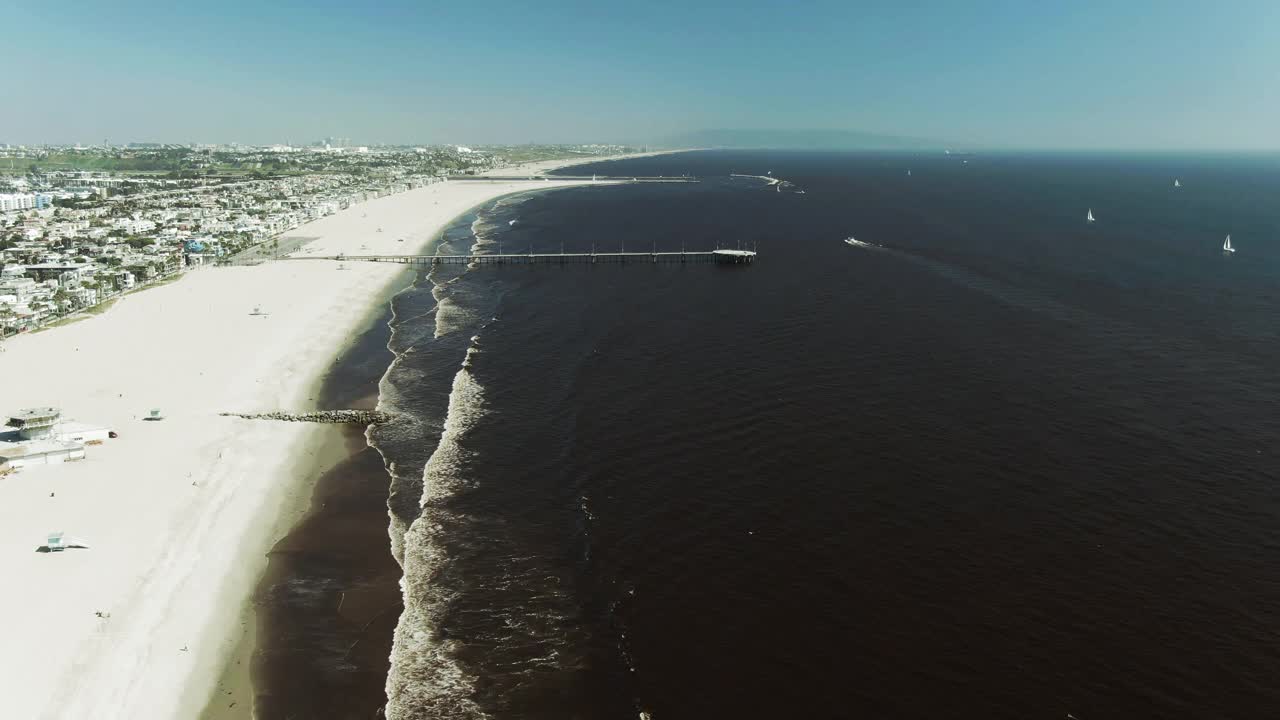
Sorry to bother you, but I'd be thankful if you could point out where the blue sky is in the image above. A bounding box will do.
[4,0,1278,148]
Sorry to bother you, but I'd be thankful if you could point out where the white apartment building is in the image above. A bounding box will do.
[0,275,40,303]
[0,193,35,212]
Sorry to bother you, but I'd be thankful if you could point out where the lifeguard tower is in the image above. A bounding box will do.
[6,407,61,440]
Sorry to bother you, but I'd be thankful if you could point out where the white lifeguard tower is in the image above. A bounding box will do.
[6,407,61,440]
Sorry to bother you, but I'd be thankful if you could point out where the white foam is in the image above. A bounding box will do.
[418,368,485,506]
[383,188,573,718]
[432,292,474,339]
[385,366,490,719]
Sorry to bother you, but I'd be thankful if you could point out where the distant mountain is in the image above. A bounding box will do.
[664,128,940,151]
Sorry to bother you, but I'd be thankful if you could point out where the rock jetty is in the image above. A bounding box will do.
[219,409,394,425]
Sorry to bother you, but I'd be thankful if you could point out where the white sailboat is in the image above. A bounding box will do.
[1174,179,1181,188]
[1223,234,1235,253]
[1086,209,1095,224]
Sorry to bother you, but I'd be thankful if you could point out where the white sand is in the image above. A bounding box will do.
[481,149,683,178]
[0,155,643,719]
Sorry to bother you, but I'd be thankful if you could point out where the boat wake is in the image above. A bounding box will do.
[843,236,883,250]
[730,172,802,193]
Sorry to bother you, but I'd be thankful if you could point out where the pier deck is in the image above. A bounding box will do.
[446,175,696,183]
[290,250,756,266]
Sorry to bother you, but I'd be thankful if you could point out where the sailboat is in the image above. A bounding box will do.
[1174,179,1181,188]
[1086,209,1095,224]
[1223,234,1235,253]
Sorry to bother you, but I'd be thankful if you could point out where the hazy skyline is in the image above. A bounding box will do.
[5,0,1279,149]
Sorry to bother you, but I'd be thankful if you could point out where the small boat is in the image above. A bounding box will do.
[844,236,872,248]
[509,219,518,227]
[1223,234,1235,253]
[906,169,912,176]
[1086,209,1095,224]
[1174,179,1181,188]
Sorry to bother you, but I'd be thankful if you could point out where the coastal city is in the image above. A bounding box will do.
[0,142,633,336]
[0,139,659,719]
[7,1,1279,718]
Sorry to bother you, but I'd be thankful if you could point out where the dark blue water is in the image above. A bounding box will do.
[377,150,1280,719]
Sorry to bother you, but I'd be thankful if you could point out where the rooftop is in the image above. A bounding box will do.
[10,407,61,421]
[0,439,83,461]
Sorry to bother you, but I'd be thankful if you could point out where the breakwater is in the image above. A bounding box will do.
[219,410,394,424]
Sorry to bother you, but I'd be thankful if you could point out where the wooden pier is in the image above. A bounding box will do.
[291,249,756,266]
[446,175,696,183]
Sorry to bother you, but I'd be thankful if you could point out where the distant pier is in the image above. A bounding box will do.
[446,175,697,183]
[291,249,756,266]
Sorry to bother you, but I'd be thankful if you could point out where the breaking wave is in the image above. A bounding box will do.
[375,187,629,718]
[385,363,489,720]
[375,196,523,718]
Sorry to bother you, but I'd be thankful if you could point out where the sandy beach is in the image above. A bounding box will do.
[0,155,647,719]
[479,149,679,178]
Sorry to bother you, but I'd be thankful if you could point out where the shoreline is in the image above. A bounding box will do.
[0,150,677,719]
[198,271,409,720]
[215,151,682,718]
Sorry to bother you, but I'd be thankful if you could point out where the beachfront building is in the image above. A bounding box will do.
[5,408,112,443]
[7,407,62,440]
[0,266,41,302]
[0,440,86,470]
[0,408,110,471]
[24,262,89,284]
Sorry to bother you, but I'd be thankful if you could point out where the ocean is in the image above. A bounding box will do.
[266,150,1280,719]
